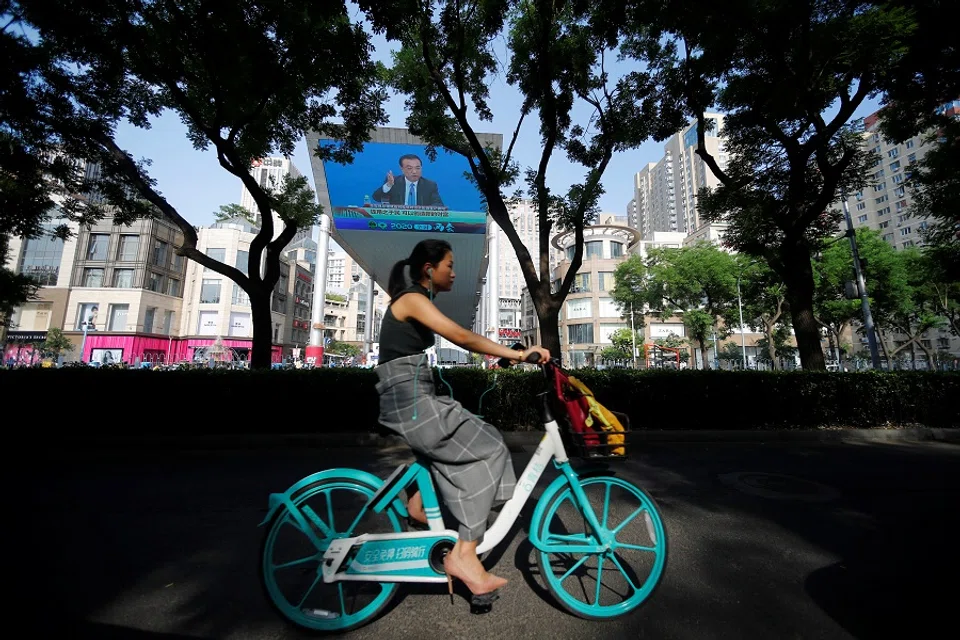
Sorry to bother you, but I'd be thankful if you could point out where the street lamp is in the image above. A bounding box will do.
[840,187,882,370]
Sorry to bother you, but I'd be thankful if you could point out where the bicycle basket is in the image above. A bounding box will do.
[546,363,632,460]
[558,409,632,459]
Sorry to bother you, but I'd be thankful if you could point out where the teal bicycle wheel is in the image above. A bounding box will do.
[260,477,403,633]
[535,476,668,620]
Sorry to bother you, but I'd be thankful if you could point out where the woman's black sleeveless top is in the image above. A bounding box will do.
[377,283,436,365]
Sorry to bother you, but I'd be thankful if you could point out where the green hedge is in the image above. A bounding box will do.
[3,367,957,432]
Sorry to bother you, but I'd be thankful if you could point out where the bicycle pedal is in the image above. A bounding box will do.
[469,590,499,614]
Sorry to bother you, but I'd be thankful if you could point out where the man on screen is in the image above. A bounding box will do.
[372,154,445,207]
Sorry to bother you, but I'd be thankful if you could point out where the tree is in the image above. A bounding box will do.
[716,341,744,368]
[754,324,798,369]
[875,0,960,278]
[40,326,73,359]
[724,259,789,369]
[14,0,387,369]
[814,228,908,365]
[923,257,960,340]
[328,341,361,358]
[609,253,648,339]
[214,203,257,226]
[599,327,642,366]
[619,243,738,369]
[903,118,960,279]
[365,0,685,357]
[0,251,38,328]
[2,3,146,319]
[873,248,945,369]
[617,0,915,370]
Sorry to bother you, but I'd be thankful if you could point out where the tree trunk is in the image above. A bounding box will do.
[836,321,850,369]
[917,339,935,371]
[765,320,778,369]
[537,306,562,361]
[876,328,892,369]
[830,329,844,367]
[778,243,826,371]
[250,292,274,370]
[690,333,707,369]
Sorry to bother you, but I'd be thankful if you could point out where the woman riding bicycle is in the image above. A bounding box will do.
[375,239,550,600]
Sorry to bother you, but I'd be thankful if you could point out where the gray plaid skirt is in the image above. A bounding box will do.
[375,353,516,541]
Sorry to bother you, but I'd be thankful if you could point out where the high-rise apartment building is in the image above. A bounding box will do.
[631,114,727,240]
[842,109,934,251]
[626,198,639,230]
[492,199,541,300]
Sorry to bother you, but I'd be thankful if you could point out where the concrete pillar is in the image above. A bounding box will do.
[487,227,499,344]
[306,214,330,366]
[363,274,375,356]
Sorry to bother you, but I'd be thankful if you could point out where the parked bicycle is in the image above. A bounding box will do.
[258,354,668,632]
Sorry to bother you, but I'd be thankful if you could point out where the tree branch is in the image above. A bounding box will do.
[124,42,278,245]
[501,101,529,174]
[801,145,857,229]
[555,144,615,303]
[417,14,496,184]
[261,221,300,286]
[678,37,736,189]
[93,131,249,285]
[415,8,549,306]
[452,0,468,113]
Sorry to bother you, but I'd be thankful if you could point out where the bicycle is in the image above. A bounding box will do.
[258,354,668,632]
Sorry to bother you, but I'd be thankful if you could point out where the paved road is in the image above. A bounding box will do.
[14,438,959,639]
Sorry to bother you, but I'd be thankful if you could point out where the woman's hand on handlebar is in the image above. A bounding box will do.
[517,345,551,365]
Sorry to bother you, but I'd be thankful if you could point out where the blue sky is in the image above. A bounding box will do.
[112,30,885,233]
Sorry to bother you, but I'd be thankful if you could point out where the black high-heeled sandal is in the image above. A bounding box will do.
[445,574,501,614]
[468,590,499,614]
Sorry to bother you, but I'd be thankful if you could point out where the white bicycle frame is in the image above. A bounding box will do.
[320,418,571,584]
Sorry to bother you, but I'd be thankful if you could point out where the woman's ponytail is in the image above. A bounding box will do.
[387,258,409,299]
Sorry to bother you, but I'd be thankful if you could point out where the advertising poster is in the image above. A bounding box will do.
[91,348,123,365]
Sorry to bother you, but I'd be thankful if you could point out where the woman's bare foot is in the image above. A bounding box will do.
[444,540,508,596]
[407,490,428,525]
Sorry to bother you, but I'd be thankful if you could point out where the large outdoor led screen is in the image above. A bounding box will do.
[319,141,486,235]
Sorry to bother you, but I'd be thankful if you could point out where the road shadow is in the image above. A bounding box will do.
[32,618,210,639]
[628,440,960,639]
[804,509,956,638]
[15,439,959,639]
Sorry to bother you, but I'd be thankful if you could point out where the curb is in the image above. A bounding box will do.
[50,427,959,451]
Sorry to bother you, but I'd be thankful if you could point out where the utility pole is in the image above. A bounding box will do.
[630,300,637,369]
[840,189,882,369]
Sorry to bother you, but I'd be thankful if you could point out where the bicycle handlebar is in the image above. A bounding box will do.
[496,345,546,369]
